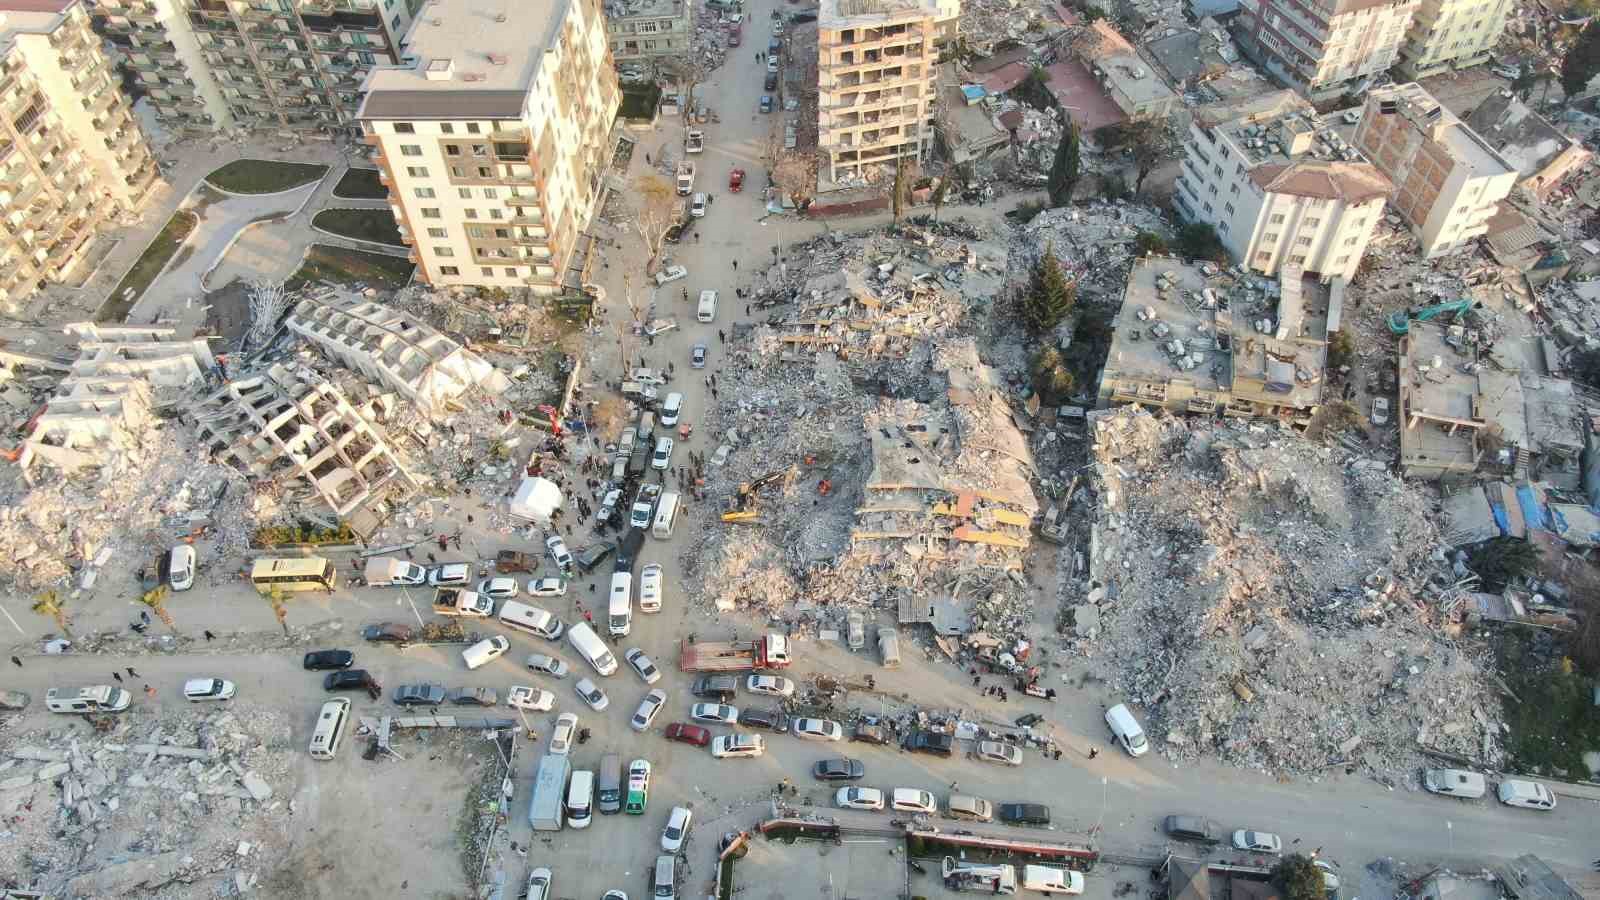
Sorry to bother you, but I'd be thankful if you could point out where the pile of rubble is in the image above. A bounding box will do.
[1080,407,1506,776]
[0,707,295,897]
[957,0,1053,51]
[1015,203,1172,299]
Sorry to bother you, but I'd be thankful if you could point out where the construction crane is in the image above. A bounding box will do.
[1387,299,1477,335]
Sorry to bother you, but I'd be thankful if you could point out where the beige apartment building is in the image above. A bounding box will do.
[358,0,619,293]
[1396,0,1510,79]
[0,0,161,313]
[604,0,691,66]
[1354,83,1517,257]
[89,0,418,136]
[817,0,939,185]
[1235,0,1417,98]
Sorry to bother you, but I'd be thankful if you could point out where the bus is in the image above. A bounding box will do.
[308,698,351,760]
[250,557,338,594]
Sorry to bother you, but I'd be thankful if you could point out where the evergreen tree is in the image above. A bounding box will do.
[1023,243,1076,333]
[1271,855,1327,900]
[1561,21,1600,98]
[1047,116,1081,207]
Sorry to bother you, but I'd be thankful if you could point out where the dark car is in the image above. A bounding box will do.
[303,650,354,671]
[903,730,954,757]
[998,802,1051,826]
[763,73,777,91]
[811,757,865,781]
[495,550,536,573]
[759,95,773,114]
[692,674,740,701]
[852,722,891,745]
[664,722,712,747]
[394,683,446,706]
[737,706,790,733]
[363,623,414,644]
[573,542,616,574]
[767,36,780,51]
[790,11,817,23]
[1163,815,1224,844]
[614,528,644,573]
[323,669,371,691]
[447,687,498,707]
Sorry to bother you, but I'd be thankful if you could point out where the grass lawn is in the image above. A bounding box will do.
[96,210,198,322]
[312,208,405,246]
[332,167,389,200]
[287,244,414,292]
[1497,631,1600,778]
[205,159,328,194]
[619,83,662,120]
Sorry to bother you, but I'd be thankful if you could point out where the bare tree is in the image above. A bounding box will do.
[245,279,291,352]
[891,161,919,224]
[771,150,820,211]
[631,174,678,271]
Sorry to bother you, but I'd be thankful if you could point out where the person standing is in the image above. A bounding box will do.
[9,656,20,668]
[112,672,123,683]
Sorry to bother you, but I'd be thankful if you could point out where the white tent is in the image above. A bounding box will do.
[509,477,563,524]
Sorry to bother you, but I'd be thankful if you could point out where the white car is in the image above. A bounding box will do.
[546,535,573,571]
[1497,779,1557,810]
[526,867,552,900]
[654,264,688,286]
[651,436,675,470]
[1371,396,1391,426]
[183,678,235,702]
[575,677,609,711]
[597,489,622,523]
[766,56,778,73]
[661,805,693,852]
[660,392,683,427]
[477,576,519,600]
[527,576,567,598]
[525,653,570,679]
[745,674,795,698]
[690,702,739,724]
[976,740,1023,766]
[428,562,472,586]
[710,444,731,467]
[167,545,196,592]
[625,648,662,684]
[710,734,765,758]
[791,717,843,742]
[549,712,579,755]
[691,192,707,218]
[507,685,556,712]
[834,786,885,811]
[1231,830,1283,853]
[632,688,668,731]
[639,564,663,613]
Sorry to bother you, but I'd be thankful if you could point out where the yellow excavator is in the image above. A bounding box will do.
[720,469,791,524]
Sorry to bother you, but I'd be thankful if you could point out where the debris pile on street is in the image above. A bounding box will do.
[1080,406,1507,776]
[1013,204,1172,296]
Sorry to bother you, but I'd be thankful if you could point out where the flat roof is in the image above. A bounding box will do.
[1097,53,1176,105]
[1102,259,1231,396]
[0,0,66,43]
[1370,83,1516,178]
[820,0,940,29]
[1043,61,1126,132]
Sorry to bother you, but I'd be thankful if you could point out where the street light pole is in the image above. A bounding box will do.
[1093,777,1108,837]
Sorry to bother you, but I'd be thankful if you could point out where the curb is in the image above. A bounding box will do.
[94,208,200,323]
[197,181,324,291]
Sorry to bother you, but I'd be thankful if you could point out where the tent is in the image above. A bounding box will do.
[509,477,563,525]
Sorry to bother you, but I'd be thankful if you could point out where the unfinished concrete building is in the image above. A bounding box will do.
[190,362,418,530]
[817,0,940,185]
[1097,257,1334,423]
[603,0,691,65]
[285,293,510,419]
[18,324,215,472]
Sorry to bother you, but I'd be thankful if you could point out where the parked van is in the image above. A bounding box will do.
[1021,865,1085,895]
[566,621,618,676]
[1105,703,1149,757]
[639,412,657,443]
[652,491,680,540]
[1423,769,1487,798]
[877,626,901,668]
[653,855,677,899]
[1496,779,1556,810]
[697,290,717,323]
[660,392,683,426]
[499,601,565,641]
[46,685,131,714]
[308,698,351,760]
[462,635,510,671]
[566,770,595,829]
[608,572,633,637]
[942,858,1017,894]
[890,788,937,814]
[598,753,624,814]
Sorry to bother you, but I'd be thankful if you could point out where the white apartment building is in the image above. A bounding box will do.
[604,0,691,65]
[1174,91,1391,283]
[1396,0,1510,79]
[359,0,620,293]
[1236,0,1418,98]
[0,0,161,312]
[1354,83,1516,257]
[817,0,940,185]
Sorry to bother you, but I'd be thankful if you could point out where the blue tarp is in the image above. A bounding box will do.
[1516,484,1547,531]
[1489,498,1511,536]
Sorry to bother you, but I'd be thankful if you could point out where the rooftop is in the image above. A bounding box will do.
[1043,60,1126,132]
[0,0,69,43]
[819,0,940,29]
[1466,91,1591,185]
[1211,90,1367,169]
[1145,24,1234,85]
[1248,161,1391,203]
[603,0,683,18]
[1097,52,1178,106]
[1370,83,1516,178]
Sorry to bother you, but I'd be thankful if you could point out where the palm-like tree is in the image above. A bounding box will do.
[266,587,289,636]
[31,590,71,637]
[138,586,178,633]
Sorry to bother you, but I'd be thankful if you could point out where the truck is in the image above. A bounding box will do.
[686,129,705,154]
[495,550,537,573]
[364,556,428,587]
[675,162,696,195]
[433,588,494,617]
[678,633,792,672]
[665,199,691,242]
[627,442,650,477]
[529,753,571,831]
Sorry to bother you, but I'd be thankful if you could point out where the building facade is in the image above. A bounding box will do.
[1174,91,1390,283]
[1354,83,1517,257]
[603,0,691,65]
[90,0,418,136]
[1396,0,1510,79]
[0,0,161,312]
[358,0,619,292]
[1235,0,1417,98]
[817,0,939,185]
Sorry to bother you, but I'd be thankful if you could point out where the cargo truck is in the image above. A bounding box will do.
[433,588,494,617]
[675,162,696,195]
[364,556,427,586]
[678,633,792,672]
[529,753,571,831]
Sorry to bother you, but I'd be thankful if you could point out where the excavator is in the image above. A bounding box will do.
[720,469,791,524]
[1387,299,1478,335]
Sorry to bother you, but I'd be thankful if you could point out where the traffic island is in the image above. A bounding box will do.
[331,167,389,200]
[311,208,405,247]
[96,209,197,322]
[205,159,328,195]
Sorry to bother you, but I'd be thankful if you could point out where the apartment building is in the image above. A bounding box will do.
[1396,0,1509,79]
[817,0,939,185]
[0,0,161,312]
[1174,91,1390,283]
[1079,22,1179,121]
[358,0,619,293]
[1354,82,1516,257]
[604,0,691,66]
[1235,0,1417,98]
[90,0,417,136]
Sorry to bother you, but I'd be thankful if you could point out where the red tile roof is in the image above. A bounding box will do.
[1248,161,1392,203]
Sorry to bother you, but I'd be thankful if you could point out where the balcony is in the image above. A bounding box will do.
[504,193,541,207]
[508,212,545,226]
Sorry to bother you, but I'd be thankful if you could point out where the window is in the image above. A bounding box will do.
[459,187,473,199]
[1264,233,1279,243]
[1224,202,1235,214]
[391,13,400,28]
[399,144,422,156]
[471,144,487,156]
[1304,217,1320,227]
[1336,254,1350,264]
[445,144,461,156]
[421,207,441,219]
[481,267,495,276]
[1296,236,1312,246]
[482,188,498,199]
[478,167,492,178]
[1218,222,1229,233]
[1230,184,1239,195]
[504,267,517,276]
[426,227,448,238]
[414,187,435,199]
[1270,214,1285,224]
[440,123,454,134]
[451,166,465,177]
[1345,236,1358,246]
[1255,251,1272,262]
[464,208,478,219]
[1289,254,1307,264]
[467,123,480,134]
[489,209,503,220]
[393,122,414,133]
[406,166,428,177]
[495,228,510,239]
[434,247,454,257]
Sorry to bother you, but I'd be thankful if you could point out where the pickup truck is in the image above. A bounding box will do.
[364,556,427,587]
[686,130,705,154]
[675,162,696,195]
[679,633,792,672]
[433,588,493,617]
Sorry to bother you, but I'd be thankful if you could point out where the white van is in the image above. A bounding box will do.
[567,621,618,676]
[890,788,936,814]
[609,572,633,637]
[697,290,717,323]
[1496,779,1556,810]
[1105,703,1148,757]
[46,685,131,714]
[566,769,595,829]
[1021,865,1085,895]
[1423,769,1487,798]
[499,601,565,640]
[660,392,683,427]
[462,635,510,670]
[652,491,680,540]
[308,698,351,760]
[877,626,901,668]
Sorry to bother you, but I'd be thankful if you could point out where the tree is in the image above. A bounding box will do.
[1327,330,1356,370]
[771,150,819,212]
[1048,116,1081,208]
[890,162,917,225]
[1177,222,1228,263]
[1135,231,1168,255]
[1130,121,1171,194]
[138,585,178,634]
[1023,243,1076,333]
[930,177,951,222]
[631,174,677,271]
[1466,537,1542,591]
[265,587,289,637]
[1561,20,1600,99]
[1031,347,1076,403]
[31,590,71,637]
[1271,855,1327,900]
